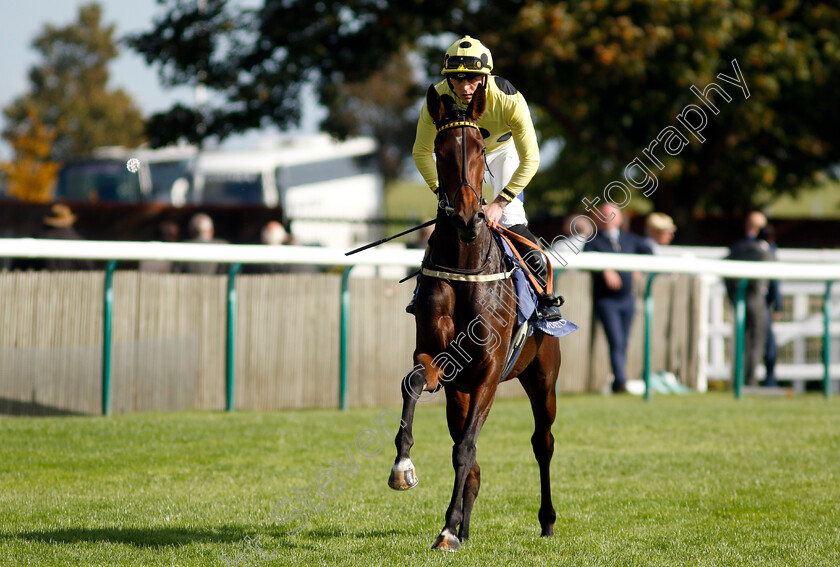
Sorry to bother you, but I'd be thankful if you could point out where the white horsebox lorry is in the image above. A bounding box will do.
[191,135,383,249]
[54,135,384,249]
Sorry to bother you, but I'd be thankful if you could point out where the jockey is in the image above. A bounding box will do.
[408,35,563,320]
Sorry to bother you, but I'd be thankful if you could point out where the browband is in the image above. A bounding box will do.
[437,120,479,133]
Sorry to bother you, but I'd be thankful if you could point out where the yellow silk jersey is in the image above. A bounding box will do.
[412,75,540,202]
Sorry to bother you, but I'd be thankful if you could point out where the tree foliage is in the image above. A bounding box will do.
[2,2,146,161]
[504,0,840,229]
[0,108,62,203]
[130,0,840,228]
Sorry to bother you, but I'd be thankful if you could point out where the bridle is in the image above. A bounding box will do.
[422,117,518,283]
[435,119,485,216]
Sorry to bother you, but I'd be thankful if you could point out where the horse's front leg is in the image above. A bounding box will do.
[443,389,480,543]
[432,380,497,551]
[388,355,441,490]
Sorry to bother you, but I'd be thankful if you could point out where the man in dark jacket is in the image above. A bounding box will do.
[725,211,775,387]
[584,203,653,393]
[759,224,782,387]
[179,213,228,275]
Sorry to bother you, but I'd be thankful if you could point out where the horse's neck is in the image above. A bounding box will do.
[430,218,494,271]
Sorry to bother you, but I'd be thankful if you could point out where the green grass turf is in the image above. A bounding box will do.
[1,393,839,566]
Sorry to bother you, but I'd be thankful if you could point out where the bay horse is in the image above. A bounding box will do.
[388,83,562,551]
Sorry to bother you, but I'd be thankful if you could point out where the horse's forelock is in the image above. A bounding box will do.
[440,95,465,123]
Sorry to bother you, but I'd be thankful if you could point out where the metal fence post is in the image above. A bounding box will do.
[339,266,354,411]
[226,263,242,412]
[643,274,657,402]
[733,279,748,400]
[102,260,118,416]
[824,281,833,399]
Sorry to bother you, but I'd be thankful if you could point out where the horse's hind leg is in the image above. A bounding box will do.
[519,339,561,537]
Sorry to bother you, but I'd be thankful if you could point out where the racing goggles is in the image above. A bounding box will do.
[443,55,487,72]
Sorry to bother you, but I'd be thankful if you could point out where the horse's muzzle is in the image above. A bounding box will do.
[453,211,485,242]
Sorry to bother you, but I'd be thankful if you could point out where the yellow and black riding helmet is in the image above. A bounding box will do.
[441,35,493,78]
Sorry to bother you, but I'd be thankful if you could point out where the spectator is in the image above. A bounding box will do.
[643,212,677,254]
[551,211,594,261]
[21,204,95,271]
[759,223,782,387]
[180,213,228,275]
[262,220,289,246]
[724,211,774,387]
[0,228,16,271]
[244,221,315,274]
[139,220,180,273]
[583,203,653,393]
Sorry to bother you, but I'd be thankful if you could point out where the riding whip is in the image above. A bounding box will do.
[345,219,436,256]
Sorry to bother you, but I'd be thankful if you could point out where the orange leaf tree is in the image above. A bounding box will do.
[0,109,62,203]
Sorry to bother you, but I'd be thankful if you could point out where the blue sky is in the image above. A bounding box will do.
[0,0,321,160]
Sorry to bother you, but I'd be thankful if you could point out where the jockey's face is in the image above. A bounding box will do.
[450,75,485,104]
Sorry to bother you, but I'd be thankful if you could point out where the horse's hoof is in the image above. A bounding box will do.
[388,459,418,491]
[431,530,460,551]
[541,525,554,537]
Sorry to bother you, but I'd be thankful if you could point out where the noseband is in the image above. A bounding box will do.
[435,120,485,215]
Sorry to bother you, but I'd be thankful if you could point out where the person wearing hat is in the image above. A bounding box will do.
[409,35,564,320]
[23,204,95,271]
[644,212,677,254]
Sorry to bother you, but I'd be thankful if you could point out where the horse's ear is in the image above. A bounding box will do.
[467,83,486,121]
[426,85,445,123]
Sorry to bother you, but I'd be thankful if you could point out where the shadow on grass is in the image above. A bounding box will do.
[10,526,253,548]
[7,524,408,552]
[0,396,87,417]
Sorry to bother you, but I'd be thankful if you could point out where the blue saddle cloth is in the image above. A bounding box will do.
[494,232,578,339]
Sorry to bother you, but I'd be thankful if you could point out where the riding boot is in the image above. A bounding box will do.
[536,291,564,321]
[530,248,564,320]
[406,275,420,314]
[535,263,564,321]
[406,242,433,315]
